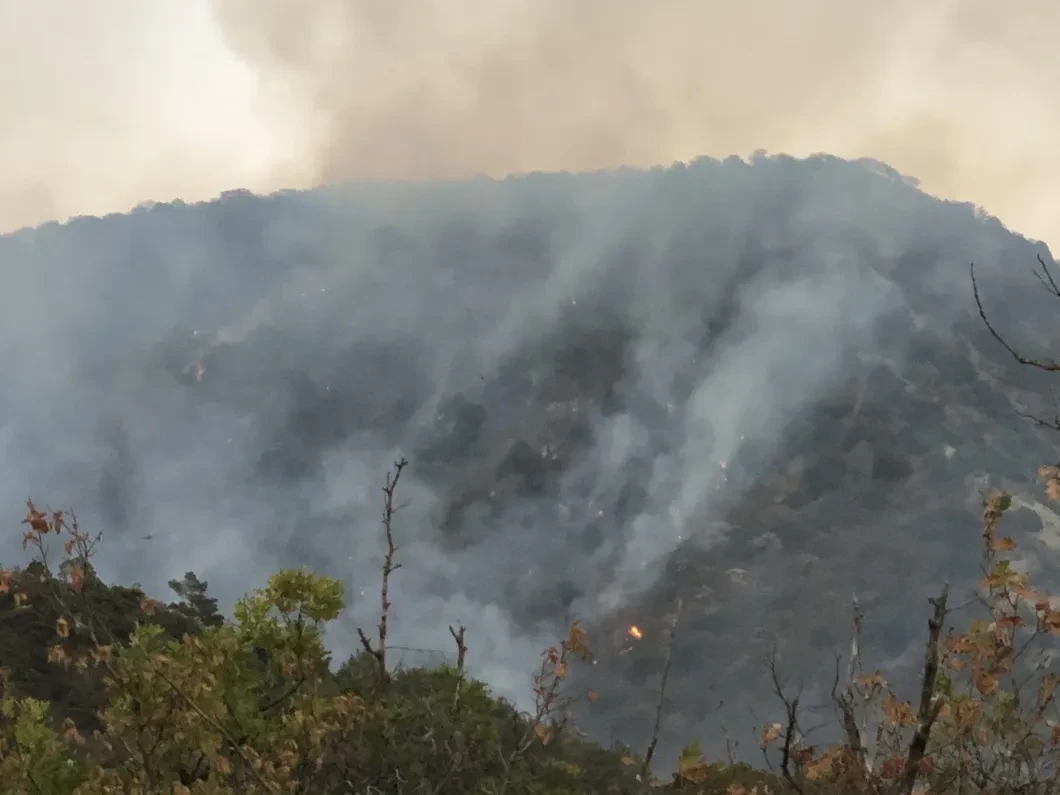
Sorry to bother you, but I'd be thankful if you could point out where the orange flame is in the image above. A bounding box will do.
[627,625,643,640]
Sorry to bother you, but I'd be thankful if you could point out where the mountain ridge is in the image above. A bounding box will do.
[1,152,1058,760]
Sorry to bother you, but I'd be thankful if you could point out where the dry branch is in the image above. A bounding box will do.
[357,457,408,690]
[899,584,949,795]
[641,598,682,778]
[768,650,807,795]
[971,261,1060,372]
[449,624,467,673]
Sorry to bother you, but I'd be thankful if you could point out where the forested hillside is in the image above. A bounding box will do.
[5,155,1060,791]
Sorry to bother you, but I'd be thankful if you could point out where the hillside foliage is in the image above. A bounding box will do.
[3,460,1060,795]
[6,252,1060,792]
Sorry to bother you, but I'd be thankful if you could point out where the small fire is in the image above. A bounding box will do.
[627,625,643,640]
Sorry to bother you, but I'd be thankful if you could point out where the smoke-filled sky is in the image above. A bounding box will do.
[2,0,1059,249]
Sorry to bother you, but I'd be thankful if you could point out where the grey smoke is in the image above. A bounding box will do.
[1,154,1058,758]
[3,1,1060,253]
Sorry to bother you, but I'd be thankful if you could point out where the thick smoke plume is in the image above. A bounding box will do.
[1,153,1057,757]
[2,0,1060,251]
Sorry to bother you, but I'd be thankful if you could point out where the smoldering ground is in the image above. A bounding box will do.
[2,153,1060,760]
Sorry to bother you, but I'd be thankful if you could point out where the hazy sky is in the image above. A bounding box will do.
[2,0,1059,250]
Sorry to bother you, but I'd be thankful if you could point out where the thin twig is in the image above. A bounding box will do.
[971,261,1060,372]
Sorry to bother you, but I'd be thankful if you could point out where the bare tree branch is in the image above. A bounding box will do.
[899,583,950,795]
[1033,253,1060,299]
[768,649,807,795]
[449,624,468,673]
[358,457,409,691]
[971,261,1060,372]
[641,598,682,778]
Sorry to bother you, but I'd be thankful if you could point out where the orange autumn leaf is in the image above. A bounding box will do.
[760,722,783,747]
[565,621,591,659]
[879,755,905,780]
[882,692,916,727]
[1040,466,1060,501]
[974,670,999,697]
[990,535,1017,552]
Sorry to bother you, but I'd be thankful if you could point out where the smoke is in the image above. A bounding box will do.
[2,0,1060,252]
[4,0,1060,756]
[0,150,1052,756]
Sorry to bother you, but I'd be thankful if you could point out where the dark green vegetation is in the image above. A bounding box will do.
[6,457,1060,793]
[0,483,798,794]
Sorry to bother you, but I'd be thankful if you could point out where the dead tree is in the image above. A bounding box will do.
[357,457,408,691]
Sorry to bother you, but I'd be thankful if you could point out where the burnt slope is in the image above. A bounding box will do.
[1,153,1059,758]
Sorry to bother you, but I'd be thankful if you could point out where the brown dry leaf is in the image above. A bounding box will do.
[1044,609,1060,635]
[55,616,69,638]
[1013,583,1044,602]
[552,661,568,680]
[974,670,999,697]
[955,700,981,731]
[997,614,1025,630]
[855,672,886,691]
[62,718,85,746]
[918,755,935,777]
[586,688,599,704]
[46,644,67,666]
[1041,466,1060,501]
[678,761,709,784]
[1039,674,1060,706]
[990,535,1017,552]
[803,747,843,782]
[533,724,551,745]
[1049,721,1060,746]
[676,742,710,783]
[945,656,967,672]
[565,621,591,659]
[21,501,48,534]
[880,755,905,780]
[620,754,637,767]
[882,692,916,727]
[760,722,783,747]
[792,745,817,768]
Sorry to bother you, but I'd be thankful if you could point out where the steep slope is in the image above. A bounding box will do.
[1,153,1058,758]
